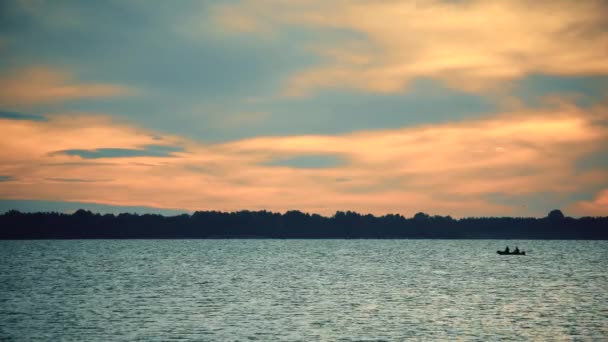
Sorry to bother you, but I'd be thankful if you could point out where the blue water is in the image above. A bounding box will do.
[0,240,607,340]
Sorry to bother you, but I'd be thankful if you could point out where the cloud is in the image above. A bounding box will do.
[263,154,344,169]
[0,100,606,217]
[0,111,47,121]
[0,113,184,171]
[0,67,136,106]
[569,189,608,217]
[213,0,608,95]
[223,103,606,196]
[0,199,187,216]
[45,178,111,183]
[56,145,184,159]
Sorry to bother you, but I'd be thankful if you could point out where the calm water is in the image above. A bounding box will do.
[0,240,606,341]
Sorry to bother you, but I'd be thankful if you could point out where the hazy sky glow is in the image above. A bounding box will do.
[1,0,607,217]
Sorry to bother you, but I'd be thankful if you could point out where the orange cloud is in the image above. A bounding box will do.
[0,101,606,217]
[569,189,608,216]
[213,0,608,95]
[0,67,136,106]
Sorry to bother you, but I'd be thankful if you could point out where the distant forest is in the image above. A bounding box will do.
[1,209,607,239]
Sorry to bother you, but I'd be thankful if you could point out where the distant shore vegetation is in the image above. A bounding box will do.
[1,209,606,239]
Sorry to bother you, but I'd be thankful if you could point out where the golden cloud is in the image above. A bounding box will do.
[0,67,136,106]
[213,0,608,95]
[0,101,606,217]
[569,189,608,217]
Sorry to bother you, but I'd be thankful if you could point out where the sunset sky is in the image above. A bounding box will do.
[1,0,607,217]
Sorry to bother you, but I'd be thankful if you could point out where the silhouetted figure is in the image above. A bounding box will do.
[514,246,520,253]
[505,246,510,253]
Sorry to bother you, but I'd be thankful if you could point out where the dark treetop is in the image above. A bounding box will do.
[1,209,606,239]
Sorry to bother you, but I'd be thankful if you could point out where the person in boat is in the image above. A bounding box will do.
[504,246,510,253]
[514,246,520,253]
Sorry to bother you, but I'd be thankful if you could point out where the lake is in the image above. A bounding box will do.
[1,240,606,340]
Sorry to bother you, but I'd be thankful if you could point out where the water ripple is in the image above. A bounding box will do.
[0,240,606,340]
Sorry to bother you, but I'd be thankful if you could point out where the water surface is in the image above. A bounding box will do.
[1,240,607,340]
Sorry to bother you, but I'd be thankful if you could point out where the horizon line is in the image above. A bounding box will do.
[3,208,606,220]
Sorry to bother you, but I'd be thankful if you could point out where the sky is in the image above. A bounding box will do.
[0,0,607,217]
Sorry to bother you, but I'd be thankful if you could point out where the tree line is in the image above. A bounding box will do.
[0,209,606,239]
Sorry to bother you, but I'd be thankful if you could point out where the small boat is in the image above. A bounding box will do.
[497,250,526,255]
